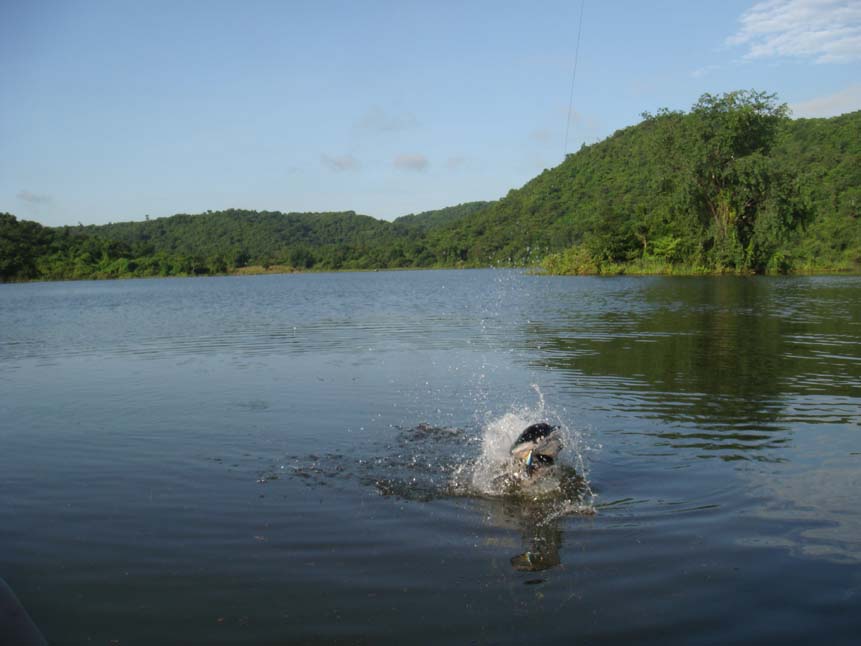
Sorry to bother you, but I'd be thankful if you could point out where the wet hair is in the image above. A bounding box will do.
[514,422,558,446]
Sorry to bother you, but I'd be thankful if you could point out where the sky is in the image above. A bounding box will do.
[2,0,860,227]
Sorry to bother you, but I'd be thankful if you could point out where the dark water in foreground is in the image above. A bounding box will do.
[1,270,860,645]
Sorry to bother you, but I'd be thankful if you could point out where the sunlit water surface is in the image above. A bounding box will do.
[1,270,860,644]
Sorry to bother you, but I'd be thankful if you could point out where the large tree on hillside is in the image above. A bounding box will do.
[641,91,809,271]
[678,90,809,270]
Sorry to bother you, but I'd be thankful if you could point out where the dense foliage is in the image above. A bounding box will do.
[772,110,861,271]
[0,203,488,281]
[1,90,858,282]
[452,91,857,274]
[392,202,492,233]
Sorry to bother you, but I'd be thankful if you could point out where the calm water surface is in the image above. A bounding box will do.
[1,270,860,645]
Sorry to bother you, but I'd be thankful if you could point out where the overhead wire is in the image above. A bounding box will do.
[563,0,585,159]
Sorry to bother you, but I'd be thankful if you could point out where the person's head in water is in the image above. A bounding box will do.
[510,423,562,477]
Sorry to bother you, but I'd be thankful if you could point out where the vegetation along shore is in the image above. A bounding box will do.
[2,91,858,282]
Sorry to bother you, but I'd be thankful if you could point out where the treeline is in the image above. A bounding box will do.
[0,212,234,281]
[446,91,859,274]
[1,90,859,282]
[0,203,490,281]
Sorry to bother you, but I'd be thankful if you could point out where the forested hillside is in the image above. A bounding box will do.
[0,203,489,281]
[773,111,861,270]
[391,201,491,233]
[1,90,858,282]
[82,210,393,273]
[440,92,860,274]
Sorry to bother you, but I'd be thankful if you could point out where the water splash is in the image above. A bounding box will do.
[255,388,595,574]
[454,385,593,505]
[275,385,594,515]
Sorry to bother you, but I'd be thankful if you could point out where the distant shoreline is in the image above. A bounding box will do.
[538,263,861,277]
[3,263,860,285]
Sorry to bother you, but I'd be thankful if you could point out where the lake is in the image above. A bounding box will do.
[1,269,860,645]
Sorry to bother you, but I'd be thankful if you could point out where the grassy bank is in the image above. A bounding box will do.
[541,245,861,276]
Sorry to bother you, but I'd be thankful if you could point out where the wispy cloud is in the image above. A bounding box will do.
[320,153,360,172]
[393,154,429,172]
[17,189,52,205]
[691,64,721,79]
[791,84,861,116]
[445,156,467,170]
[529,128,554,143]
[728,0,861,63]
[355,106,419,133]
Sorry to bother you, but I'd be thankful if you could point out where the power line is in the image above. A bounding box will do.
[563,0,585,159]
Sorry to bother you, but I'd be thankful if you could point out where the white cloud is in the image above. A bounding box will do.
[445,156,467,170]
[320,153,360,172]
[355,106,419,133]
[728,0,861,63]
[393,154,429,172]
[691,64,721,79]
[529,128,554,143]
[791,84,861,116]
[17,189,52,204]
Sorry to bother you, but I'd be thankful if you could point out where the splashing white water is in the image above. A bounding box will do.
[275,384,594,516]
[452,385,594,507]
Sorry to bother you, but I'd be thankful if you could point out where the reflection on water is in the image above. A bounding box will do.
[474,482,594,575]
[524,276,861,564]
[1,271,860,644]
[529,277,860,447]
[273,419,594,575]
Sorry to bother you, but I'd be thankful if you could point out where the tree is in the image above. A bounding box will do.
[0,213,51,281]
[679,90,807,269]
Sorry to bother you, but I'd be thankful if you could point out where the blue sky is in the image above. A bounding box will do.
[3,0,860,226]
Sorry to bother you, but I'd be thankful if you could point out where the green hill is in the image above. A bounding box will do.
[1,90,858,282]
[430,93,860,274]
[423,117,674,266]
[772,111,861,270]
[392,201,491,233]
[0,202,486,280]
[81,209,392,272]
